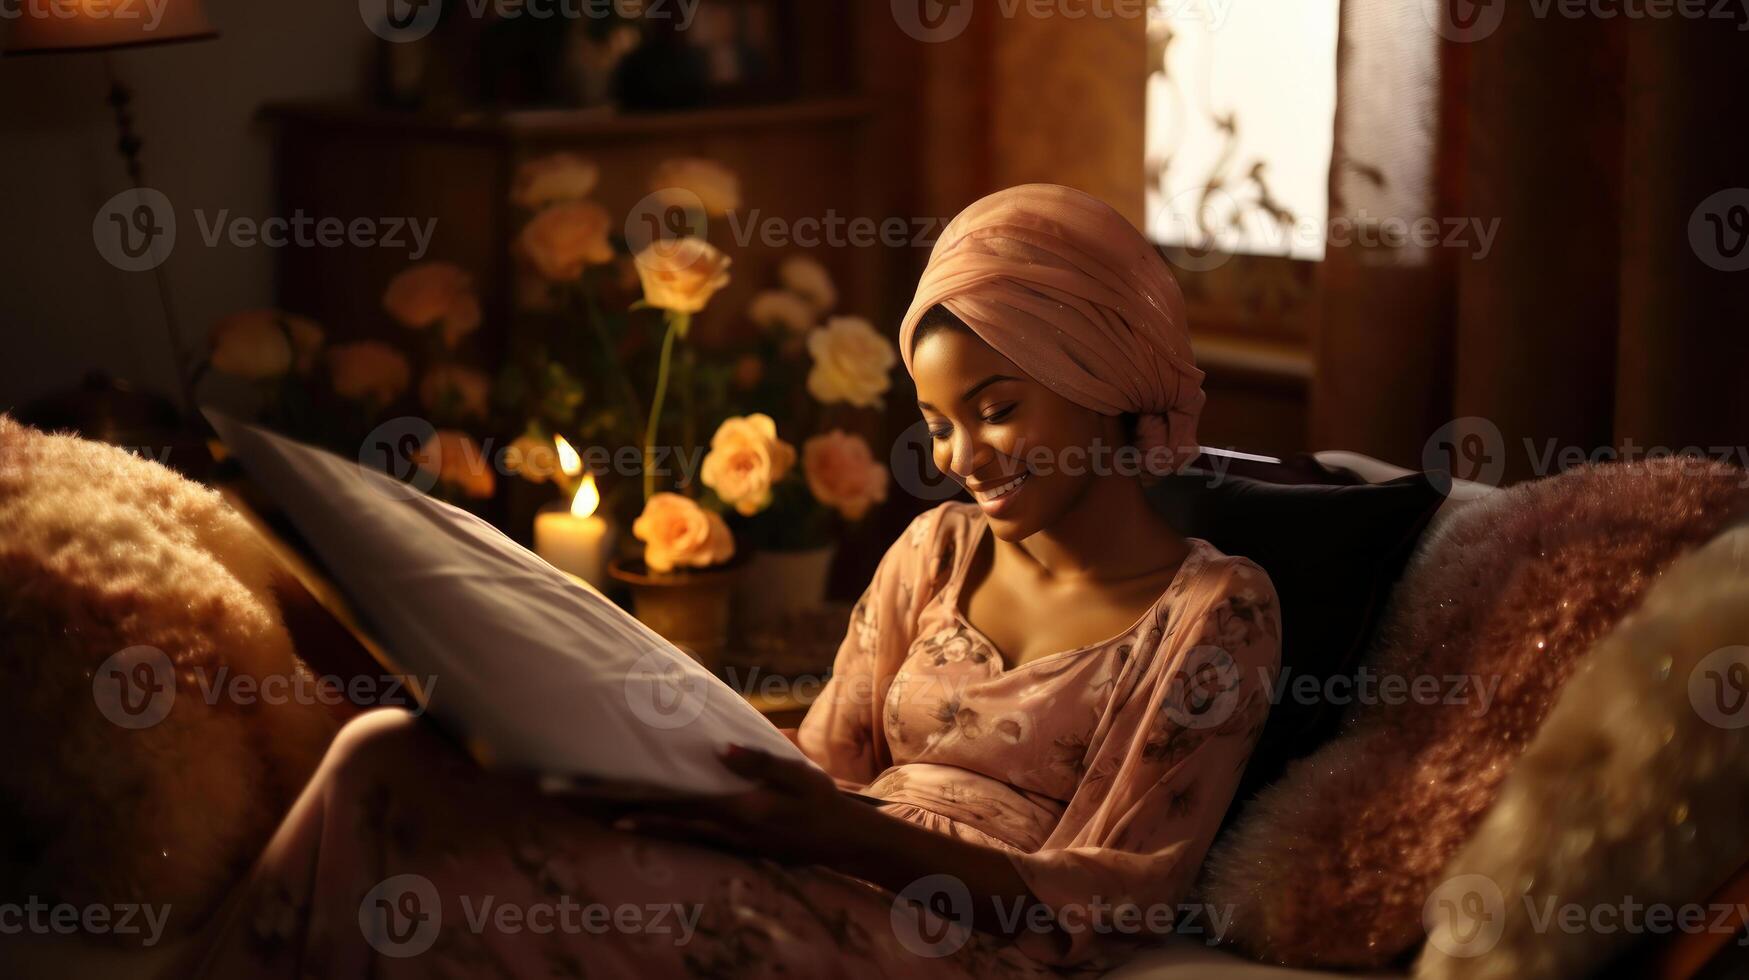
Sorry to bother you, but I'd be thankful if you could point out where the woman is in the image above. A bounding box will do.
[192,184,1280,979]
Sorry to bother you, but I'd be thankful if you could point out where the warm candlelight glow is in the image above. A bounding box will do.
[554,435,583,478]
[571,471,601,519]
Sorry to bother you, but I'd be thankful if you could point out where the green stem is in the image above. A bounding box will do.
[643,313,685,500]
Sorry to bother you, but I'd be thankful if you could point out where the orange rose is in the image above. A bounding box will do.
[418,364,492,419]
[633,492,734,572]
[700,413,796,517]
[326,341,411,404]
[632,237,732,315]
[413,429,496,499]
[520,201,615,282]
[504,433,561,485]
[803,430,889,521]
[648,157,741,217]
[511,152,600,210]
[383,263,482,349]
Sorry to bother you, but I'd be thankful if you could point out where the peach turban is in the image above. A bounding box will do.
[899,183,1205,476]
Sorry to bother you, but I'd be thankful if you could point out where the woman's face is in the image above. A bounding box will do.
[912,327,1127,541]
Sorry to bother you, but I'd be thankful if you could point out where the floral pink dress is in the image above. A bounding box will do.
[187,501,1280,979]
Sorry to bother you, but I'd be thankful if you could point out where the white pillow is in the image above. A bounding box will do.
[206,410,814,796]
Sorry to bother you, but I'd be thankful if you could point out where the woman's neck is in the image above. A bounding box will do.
[997,474,1187,584]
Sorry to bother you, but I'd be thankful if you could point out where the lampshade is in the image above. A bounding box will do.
[3,0,217,55]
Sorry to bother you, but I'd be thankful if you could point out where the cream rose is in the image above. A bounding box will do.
[633,237,732,315]
[633,492,734,572]
[648,157,741,217]
[326,341,411,404]
[779,254,836,314]
[520,200,616,282]
[511,153,600,210]
[413,430,496,499]
[419,364,492,419]
[503,433,561,484]
[700,413,796,517]
[747,289,815,334]
[803,430,889,521]
[806,316,896,408]
[383,263,482,348]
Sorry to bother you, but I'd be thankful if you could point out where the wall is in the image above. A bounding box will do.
[0,0,371,411]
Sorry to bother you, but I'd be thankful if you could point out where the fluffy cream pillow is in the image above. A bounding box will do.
[1417,518,1749,979]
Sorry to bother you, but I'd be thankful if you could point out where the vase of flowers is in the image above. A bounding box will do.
[609,491,740,670]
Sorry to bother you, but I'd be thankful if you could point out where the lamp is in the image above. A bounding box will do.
[4,0,219,417]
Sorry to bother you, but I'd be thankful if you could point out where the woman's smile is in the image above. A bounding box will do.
[966,468,1031,516]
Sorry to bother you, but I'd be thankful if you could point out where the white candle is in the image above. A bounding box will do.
[535,471,612,590]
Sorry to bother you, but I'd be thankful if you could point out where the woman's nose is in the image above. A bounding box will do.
[946,429,989,478]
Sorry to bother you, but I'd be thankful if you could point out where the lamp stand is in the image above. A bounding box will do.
[102,52,199,421]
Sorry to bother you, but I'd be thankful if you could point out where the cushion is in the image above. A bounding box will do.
[206,410,812,797]
[1417,517,1749,980]
[1197,457,1749,970]
[1147,466,1445,797]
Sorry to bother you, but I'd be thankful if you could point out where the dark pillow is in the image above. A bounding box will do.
[1146,464,1446,802]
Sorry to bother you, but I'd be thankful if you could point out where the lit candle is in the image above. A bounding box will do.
[534,439,613,590]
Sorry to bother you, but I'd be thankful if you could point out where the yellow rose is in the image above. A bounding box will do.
[419,364,492,419]
[382,263,482,348]
[803,430,889,521]
[747,289,815,334]
[633,237,732,315]
[520,201,616,282]
[413,430,496,499]
[503,433,561,484]
[806,316,896,408]
[779,254,836,314]
[648,157,741,217]
[700,413,796,517]
[510,152,600,210]
[326,341,411,404]
[633,492,734,572]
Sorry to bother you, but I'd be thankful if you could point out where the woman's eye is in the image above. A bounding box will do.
[981,404,1015,424]
[927,425,952,441]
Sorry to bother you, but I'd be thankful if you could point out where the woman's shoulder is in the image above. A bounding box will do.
[1184,538,1277,601]
[1176,540,1282,663]
[896,500,983,554]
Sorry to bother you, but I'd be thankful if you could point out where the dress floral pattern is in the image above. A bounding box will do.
[188,501,1279,979]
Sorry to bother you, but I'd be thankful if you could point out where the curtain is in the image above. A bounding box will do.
[1314,0,1749,482]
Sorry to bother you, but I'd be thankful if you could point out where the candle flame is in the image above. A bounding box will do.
[570,471,601,519]
[554,435,583,478]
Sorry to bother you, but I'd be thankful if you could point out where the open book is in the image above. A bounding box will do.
[206,410,822,799]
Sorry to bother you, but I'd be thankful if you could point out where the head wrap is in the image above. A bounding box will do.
[899,183,1205,476]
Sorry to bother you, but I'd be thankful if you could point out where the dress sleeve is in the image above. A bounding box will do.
[795,506,949,790]
[1008,556,1282,967]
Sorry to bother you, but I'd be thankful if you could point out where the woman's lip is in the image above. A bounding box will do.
[971,471,1030,516]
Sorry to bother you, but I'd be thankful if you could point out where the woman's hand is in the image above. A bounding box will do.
[608,744,868,866]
